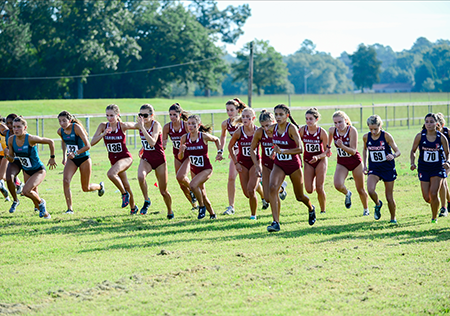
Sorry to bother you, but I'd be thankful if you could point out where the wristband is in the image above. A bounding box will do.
[217,149,223,154]
[326,145,331,149]
[50,155,55,159]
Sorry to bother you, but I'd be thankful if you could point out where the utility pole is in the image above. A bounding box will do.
[248,41,254,107]
[304,67,313,95]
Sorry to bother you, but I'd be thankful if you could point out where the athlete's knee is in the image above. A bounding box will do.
[269,182,279,195]
[367,187,376,196]
[305,185,314,194]
[137,174,146,183]
[81,184,90,192]
[22,187,32,197]
[189,183,197,192]
[63,177,71,187]
[357,186,367,195]
[107,170,116,180]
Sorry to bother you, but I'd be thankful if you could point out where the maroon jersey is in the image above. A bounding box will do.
[273,123,301,175]
[333,126,362,171]
[185,132,213,174]
[103,122,132,165]
[168,121,187,162]
[261,129,274,170]
[237,126,259,170]
[301,125,324,168]
[140,120,166,169]
[227,118,239,151]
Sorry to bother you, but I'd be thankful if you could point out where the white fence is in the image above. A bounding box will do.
[22,101,450,151]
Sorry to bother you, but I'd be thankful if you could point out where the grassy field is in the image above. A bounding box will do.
[1,96,450,315]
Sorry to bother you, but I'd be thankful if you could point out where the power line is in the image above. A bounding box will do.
[0,56,220,80]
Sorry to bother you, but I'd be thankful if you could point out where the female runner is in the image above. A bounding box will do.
[228,107,261,219]
[327,111,369,215]
[162,103,197,210]
[3,114,25,213]
[136,104,173,218]
[250,110,288,221]
[57,111,104,214]
[178,115,222,220]
[362,115,401,223]
[299,108,329,214]
[410,113,450,223]
[266,104,316,232]
[219,98,268,215]
[436,113,450,217]
[91,104,138,214]
[6,116,56,219]
[0,116,10,201]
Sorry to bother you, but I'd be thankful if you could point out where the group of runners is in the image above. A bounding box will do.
[0,100,448,231]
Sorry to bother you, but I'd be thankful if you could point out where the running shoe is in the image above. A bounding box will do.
[191,205,199,213]
[267,221,280,232]
[280,181,288,200]
[5,196,10,202]
[9,200,19,213]
[43,213,51,220]
[130,206,139,215]
[190,191,197,204]
[38,199,46,218]
[198,206,206,219]
[431,218,438,224]
[320,210,326,214]
[345,191,352,209]
[16,182,24,195]
[309,205,316,226]
[261,199,269,210]
[279,189,287,201]
[34,207,38,212]
[140,200,151,215]
[374,200,383,220]
[363,209,370,216]
[167,212,175,220]
[439,207,448,217]
[65,209,74,214]
[121,192,130,208]
[98,182,105,197]
[223,206,235,215]
[210,214,217,220]
[250,215,257,220]
[389,219,398,224]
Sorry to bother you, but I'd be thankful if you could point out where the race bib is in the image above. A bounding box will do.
[306,143,320,153]
[242,147,251,157]
[337,148,351,158]
[189,155,204,167]
[424,150,439,163]
[370,150,386,162]
[276,153,292,161]
[141,140,154,151]
[66,144,79,153]
[173,140,180,150]
[264,147,273,157]
[18,157,32,168]
[107,143,122,153]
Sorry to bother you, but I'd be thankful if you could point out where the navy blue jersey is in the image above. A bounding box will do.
[442,126,450,143]
[13,134,44,171]
[418,131,445,172]
[61,123,89,158]
[367,131,395,173]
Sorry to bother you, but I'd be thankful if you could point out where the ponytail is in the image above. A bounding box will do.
[274,104,299,129]
[169,103,189,121]
[106,104,122,122]
[188,115,212,133]
[58,110,88,134]
[226,98,248,114]
[332,111,352,126]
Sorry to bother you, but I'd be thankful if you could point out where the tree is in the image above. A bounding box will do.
[286,41,352,94]
[233,39,289,95]
[413,60,437,92]
[188,0,251,44]
[350,44,381,92]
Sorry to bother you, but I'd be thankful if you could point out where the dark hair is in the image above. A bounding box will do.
[58,111,87,134]
[274,104,299,128]
[6,113,18,121]
[226,98,247,114]
[140,103,154,115]
[169,103,189,121]
[0,116,4,123]
[259,109,275,123]
[106,104,122,122]
[188,115,212,133]
[422,113,439,131]
[305,107,321,120]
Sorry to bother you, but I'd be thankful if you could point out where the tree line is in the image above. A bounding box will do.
[1,0,449,100]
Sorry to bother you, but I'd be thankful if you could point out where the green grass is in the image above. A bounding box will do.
[1,125,450,315]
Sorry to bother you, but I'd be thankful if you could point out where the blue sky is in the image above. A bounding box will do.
[216,1,450,57]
